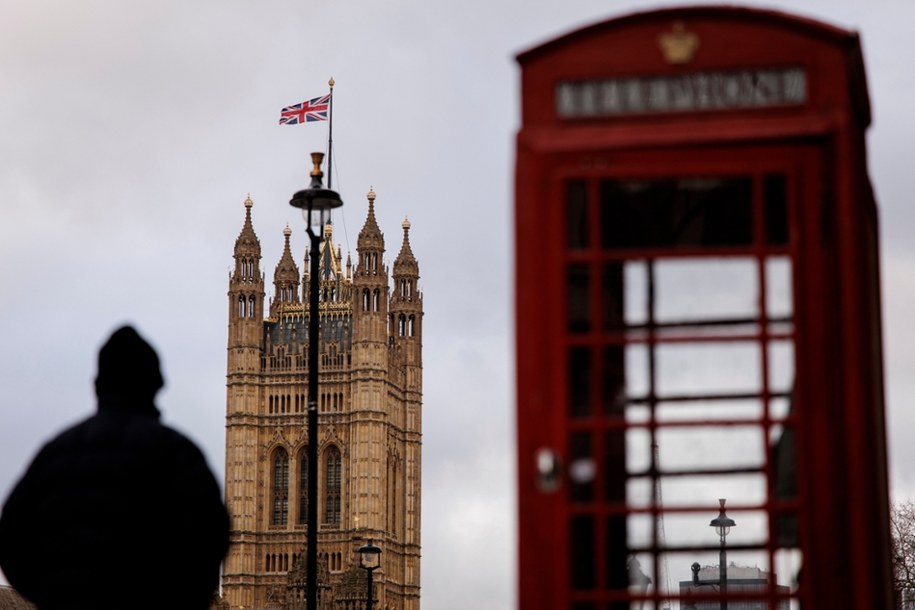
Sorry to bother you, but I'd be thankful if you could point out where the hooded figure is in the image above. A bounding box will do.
[0,326,230,610]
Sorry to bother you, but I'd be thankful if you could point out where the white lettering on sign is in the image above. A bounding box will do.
[556,67,807,118]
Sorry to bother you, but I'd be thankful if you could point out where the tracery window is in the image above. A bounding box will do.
[272,448,289,526]
[387,453,399,536]
[324,445,341,526]
[297,451,309,525]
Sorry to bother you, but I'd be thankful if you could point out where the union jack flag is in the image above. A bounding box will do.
[279,94,330,125]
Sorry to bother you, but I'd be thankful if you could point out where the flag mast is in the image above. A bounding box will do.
[327,77,335,189]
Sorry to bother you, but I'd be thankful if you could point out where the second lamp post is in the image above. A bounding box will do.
[359,539,382,610]
[709,498,736,610]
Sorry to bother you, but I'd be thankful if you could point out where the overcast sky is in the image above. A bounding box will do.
[2,1,915,608]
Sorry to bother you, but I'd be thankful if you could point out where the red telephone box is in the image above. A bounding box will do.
[515,7,891,610]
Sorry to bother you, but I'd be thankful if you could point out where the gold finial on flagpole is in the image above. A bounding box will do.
[329,77,335,89]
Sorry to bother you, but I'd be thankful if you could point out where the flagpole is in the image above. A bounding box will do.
[327,77,334,189]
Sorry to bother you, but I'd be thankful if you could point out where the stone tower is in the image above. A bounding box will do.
[223,190,422,610]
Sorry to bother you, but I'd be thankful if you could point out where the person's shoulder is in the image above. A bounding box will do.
[28,415,98,459]
[43,414,97,441]
[154,419,209,457]
[155,418,197,442]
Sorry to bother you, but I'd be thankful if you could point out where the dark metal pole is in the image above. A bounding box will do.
[366,566,374,610]
[720,535,727,610]
[710,499,734,610]
[326,78,334,189]
[289,152,342,610]
[307,219,320,610]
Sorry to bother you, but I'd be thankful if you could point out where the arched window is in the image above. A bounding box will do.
[248,295,256,319]
[409,315,416,336]
[400,279,412,298]
[363,289,371,311]
[297,451,309,525]
[373,289,380,312]
[272,448,289,526]
[238,296,246,318]
[388,454,399,536]
[398,314,407,337]
[324,446,341,526]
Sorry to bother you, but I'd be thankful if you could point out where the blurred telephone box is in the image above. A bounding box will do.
[514,7,891,610]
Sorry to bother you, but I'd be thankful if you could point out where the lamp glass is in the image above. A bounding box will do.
[359,541,381,570]
[709,498,736,538]
[302,207,331,234]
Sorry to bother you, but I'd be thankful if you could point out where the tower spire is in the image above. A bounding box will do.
[391,215,421,341]
[357,187,383,250]
[395,217,417,268]
[234,195,259,259]
[227,193,264,375]
[230,194,263,318]
[271,224,301,316]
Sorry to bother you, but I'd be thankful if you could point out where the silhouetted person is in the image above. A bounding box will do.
[0,325,230,610]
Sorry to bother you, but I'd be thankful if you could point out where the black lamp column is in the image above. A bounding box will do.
[290,152,343,610]
[709,498,736,610]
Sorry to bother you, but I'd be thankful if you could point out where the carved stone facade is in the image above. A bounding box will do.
[0,586,35,610]
[223,191,422,610]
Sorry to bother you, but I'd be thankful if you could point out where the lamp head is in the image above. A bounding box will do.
[289,152,343,234]
[709,498,736,538]
[358,539,382,571]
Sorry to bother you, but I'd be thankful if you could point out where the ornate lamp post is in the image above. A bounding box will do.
[290,152,343,610]
[358,539,382,610]
[709,498,736,610]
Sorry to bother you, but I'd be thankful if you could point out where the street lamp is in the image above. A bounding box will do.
[289,151,343,610]
[358,539,382,610]
[709,498,736,610]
